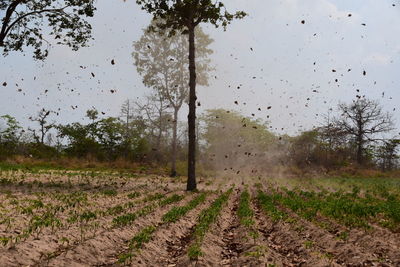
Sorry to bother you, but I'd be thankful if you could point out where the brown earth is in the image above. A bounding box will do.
[1,171,400,267]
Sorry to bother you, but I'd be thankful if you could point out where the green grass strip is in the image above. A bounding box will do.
[113,193,185,227]
[237,190,254,227]
[162,193,207,223]
[188,188,233,260]
[256,190,287,222]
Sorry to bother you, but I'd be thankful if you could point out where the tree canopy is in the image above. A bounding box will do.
[0,0,96,59]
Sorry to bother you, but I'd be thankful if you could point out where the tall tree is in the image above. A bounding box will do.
[0,0,96,59]
[133,21,213,177]
[136,0,246,191]
[335,98,394,165]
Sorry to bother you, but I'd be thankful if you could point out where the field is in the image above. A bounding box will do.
[0,168,400,266]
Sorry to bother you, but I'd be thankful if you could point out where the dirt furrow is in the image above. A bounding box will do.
[127,192,217,267]
[0,189,183,267]
[42,191,188,267]
[276,204,380,266]
[190,188,241,266]
[252,198,333,267]
[309,214,400,266]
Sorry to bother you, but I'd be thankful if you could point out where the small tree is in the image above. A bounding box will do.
[28,108,54,145]
[136,0,246,191]
[335,98,394,165]
[0,0,96,59]
[375,139,400,171]
[133,20,213,177]
[0,114,23,157]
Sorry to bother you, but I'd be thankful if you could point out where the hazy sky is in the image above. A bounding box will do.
[1,0,399,136]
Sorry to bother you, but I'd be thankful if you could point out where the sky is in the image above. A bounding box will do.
[1,0,400,136]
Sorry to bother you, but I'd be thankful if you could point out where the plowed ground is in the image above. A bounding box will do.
[0,170,399,266]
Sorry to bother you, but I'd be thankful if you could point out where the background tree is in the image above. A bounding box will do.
[28,108,54,145]
[375,139,400,171]
[133,20,213,177]
[134,91,172,162]
[0,0,96,59]
[0,114,24,158]
[136,0,246,191]
[335,98,394,165]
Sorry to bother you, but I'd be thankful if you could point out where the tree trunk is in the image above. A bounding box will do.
[170,108,178,177]
[187,24,197,191]
[356,138,363,165]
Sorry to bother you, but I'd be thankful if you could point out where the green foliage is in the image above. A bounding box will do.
[135,0,246,34]
[0,115,24,159]
[112,192,183,226]
[112,212,139,227]
[0,0,96,59]
[256,190,287,222]
[162,193,206,223]
[274,186,400,230]
[127,192,141,199]
[57,113,149,161]
[101,189,118,196]
[187,243,203,260]
[159,194,184,207]
[143,193,164,202]
[107,205,124,216]
[129,225,156,250]
[118,252,133,265]
[237,190,254,227]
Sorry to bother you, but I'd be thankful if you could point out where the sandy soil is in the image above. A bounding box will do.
[1,171,399,267]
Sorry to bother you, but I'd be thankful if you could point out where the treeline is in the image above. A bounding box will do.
[201,98,399,174]
[0,102,184,165]
[0,97,399,174]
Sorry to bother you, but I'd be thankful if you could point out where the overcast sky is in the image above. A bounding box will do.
[1,0,399,136]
